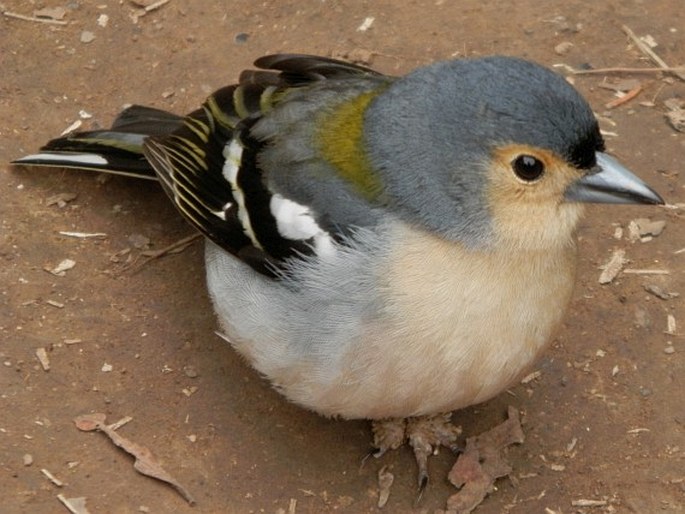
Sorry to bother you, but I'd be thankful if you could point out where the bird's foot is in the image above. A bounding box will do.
[371,413,462,499]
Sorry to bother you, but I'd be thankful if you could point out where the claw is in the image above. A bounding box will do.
[415,471,429,506]
[370,413,462,500]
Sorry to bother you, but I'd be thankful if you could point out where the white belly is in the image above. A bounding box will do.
[206,223,577,420]
[291,225,577,419]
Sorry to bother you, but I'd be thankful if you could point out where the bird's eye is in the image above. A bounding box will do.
[511,154,545,182]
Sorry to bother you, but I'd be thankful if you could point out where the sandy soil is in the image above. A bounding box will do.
[1,1,684,512]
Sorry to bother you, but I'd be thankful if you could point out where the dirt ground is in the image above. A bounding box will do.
[1,1,684,513]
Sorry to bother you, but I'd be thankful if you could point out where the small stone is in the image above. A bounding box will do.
[80,31,96,44]
[101,363,113,372]
[634,307,651,328]
[639,386,652,397]
[128,233,150,249]
[23,454,33,466]
[183,366,198,378]
[634,218,666,238]
[234,32,249,44]
[554,41,573,55]
[664,346,675,354]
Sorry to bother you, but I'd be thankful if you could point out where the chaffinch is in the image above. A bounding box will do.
[14,54,664,491]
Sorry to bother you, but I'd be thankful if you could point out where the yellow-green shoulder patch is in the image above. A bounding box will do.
[316,91,382,199]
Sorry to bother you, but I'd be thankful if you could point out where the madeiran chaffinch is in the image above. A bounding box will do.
[14,54,664,490]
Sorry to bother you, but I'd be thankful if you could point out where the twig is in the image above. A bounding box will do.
[122,233,202,274]
[621,25,685,81]
[572,66,685,75]
[605,85,643,109]
[143,0,171,12]
[3,10,68,25]
[622,268,670,275]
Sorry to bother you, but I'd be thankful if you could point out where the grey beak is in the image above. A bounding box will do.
[565,152,664,205]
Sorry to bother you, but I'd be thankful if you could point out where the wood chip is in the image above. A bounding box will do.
[41,468,64,487]
[57,494,90,514]
[46,300,65,309]
[666,314,676,334]
[571,499,608,507]
[35,348,50,371]
[34,7,67,20]
[357,16,375,31]
[623,269,669,275]
[520,370,541,384]
[59,232,108,239]
[60,120,82,136]
[3,10,68,25]
[74,413,195,505]
[598,249,627,284]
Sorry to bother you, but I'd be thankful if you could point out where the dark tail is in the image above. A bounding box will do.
[12,105,184,179]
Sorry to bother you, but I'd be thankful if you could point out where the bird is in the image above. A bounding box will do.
[14,53,664,492]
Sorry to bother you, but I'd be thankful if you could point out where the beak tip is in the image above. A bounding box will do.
[567,152,665,206]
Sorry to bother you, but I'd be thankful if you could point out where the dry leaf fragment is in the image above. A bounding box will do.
[598,249,627,284]
[664,99,685,132]
[46,192,77,207]
[446,406,524,514]
[74,413,195,505]
[643,284,679,300]
[377,465,394,508]
[48,259,76,276]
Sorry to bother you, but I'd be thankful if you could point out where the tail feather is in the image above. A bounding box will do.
[12,105,184,179]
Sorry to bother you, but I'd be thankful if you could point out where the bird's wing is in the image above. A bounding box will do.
[143,54,388,277]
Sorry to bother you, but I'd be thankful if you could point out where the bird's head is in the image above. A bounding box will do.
[364,56,663,251]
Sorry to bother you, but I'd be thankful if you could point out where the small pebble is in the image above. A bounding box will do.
[128,233,150,249]
[664,346,675,354]
[101,363,113,372]
[80,31,96,43]
[639,386,652,397]
[183,366,198,378]
[23,454,33,466]
[234,32,249,44]
[554,41,573,55]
